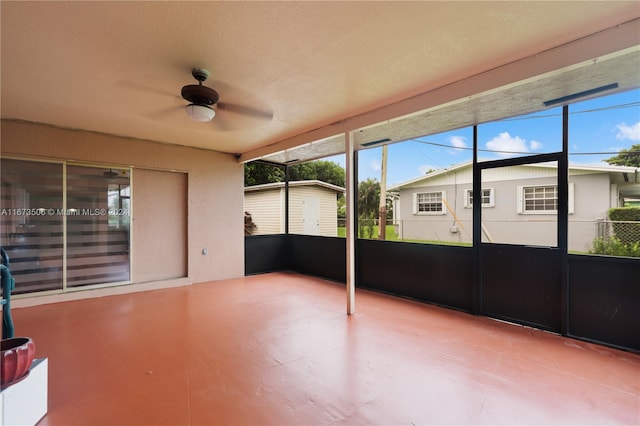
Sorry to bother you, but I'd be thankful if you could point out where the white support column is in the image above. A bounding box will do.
[345,131,356,314]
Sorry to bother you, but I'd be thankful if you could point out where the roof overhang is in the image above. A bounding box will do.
[244,179,345,193]
[245,20,640,165]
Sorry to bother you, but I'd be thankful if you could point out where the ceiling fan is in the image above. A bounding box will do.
[180,68,272,123]
[103,169,119,179]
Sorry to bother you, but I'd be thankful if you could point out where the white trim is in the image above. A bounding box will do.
[244,179,345,193]
[517,185,524,214]
[390,160,638,191]
[568,182,575,215]
[345,131,356,315]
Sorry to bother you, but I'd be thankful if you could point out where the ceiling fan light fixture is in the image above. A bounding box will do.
[185,104,215,122]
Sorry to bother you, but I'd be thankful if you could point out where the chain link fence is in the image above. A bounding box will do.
[596,220,640,244]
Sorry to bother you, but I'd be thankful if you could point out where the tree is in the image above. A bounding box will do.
[358,178,380,219]
[244,159,345,187]
[378,145,388,240]
[604,144,640,167]
[357,178,379,238]
[244,162,285,186]
[288,160,345,187]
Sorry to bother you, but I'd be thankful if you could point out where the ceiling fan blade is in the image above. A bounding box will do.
[210,113,235,132]
[116,80,180,100]
[217,102,273,120]
[143,105,183,121]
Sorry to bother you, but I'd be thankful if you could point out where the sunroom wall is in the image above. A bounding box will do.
[1,120,244,306]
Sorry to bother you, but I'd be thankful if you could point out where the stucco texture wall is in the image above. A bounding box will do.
[1,119,244,305]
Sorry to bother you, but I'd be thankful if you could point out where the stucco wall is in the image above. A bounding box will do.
[133,168,188,282]
[1,119,244,306]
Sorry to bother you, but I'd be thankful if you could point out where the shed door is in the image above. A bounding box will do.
[303,196,320,235]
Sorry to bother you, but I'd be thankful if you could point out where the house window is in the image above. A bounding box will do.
[413,191,446,215]
[517,183,574,214]
[464,188,494,208]
[525,185,557,211]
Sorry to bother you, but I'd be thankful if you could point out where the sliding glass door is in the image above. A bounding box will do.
[1,159,64,294]
[66,165,130,288]
[1,158,131,295]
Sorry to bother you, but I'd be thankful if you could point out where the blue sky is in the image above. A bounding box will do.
[327,88,640,186]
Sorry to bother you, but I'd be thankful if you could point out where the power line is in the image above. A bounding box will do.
[411,138,640,157]
[500,101,640,122]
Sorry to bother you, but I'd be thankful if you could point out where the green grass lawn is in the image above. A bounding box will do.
[337,225,397,239]
[336,226,626,252]
[337,225,471,246]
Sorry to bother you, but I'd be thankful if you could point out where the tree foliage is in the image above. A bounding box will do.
[288,160,345,187]
[358,178,380,219]
[590,237,640,258]
[604,144,640,167]
[357,179,379,238]
[244,160,345,187]
[244,162,285,186]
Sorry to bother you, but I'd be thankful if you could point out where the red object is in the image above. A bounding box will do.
[1,337,35,387]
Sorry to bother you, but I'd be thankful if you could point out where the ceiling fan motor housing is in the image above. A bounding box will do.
[181,84,219,106]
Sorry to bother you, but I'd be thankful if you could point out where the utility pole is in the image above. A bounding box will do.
[378,145,388,240]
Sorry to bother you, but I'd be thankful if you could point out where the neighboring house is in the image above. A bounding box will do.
[388,161,640,252]
[244,180,344,236]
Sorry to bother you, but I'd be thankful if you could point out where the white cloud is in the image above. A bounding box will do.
[529,140,543,150]
[370,159,381,172]
[616,122,640,141]
[485,132,543,157]
[449,135,467,150]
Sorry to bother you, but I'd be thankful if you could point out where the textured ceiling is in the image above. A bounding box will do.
[1,1,639,163]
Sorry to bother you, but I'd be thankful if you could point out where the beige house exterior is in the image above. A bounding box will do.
[389,161,640,252]
[244,180,344,236]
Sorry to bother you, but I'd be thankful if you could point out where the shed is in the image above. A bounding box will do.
[244,180,345,236]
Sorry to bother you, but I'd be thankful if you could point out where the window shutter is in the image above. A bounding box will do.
[517,186,523,214]
[488,188,495,207]
[568,182,575,215]
[412,193,418,214]
[464,189,471,208]
[440,191,447,215]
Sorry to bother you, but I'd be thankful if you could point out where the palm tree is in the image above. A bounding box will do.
[358,178,380,238]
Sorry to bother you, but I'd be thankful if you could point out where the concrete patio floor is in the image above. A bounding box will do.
[8,272,640,425]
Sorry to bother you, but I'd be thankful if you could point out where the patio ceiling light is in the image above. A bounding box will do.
[185,104,215,122]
